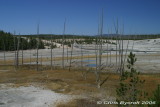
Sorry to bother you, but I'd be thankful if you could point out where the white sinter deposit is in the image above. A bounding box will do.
[0,84,71,107]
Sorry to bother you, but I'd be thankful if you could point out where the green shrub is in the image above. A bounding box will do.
[148,84,160,107]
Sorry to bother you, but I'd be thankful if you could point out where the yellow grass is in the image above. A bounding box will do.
[0,65,159,107]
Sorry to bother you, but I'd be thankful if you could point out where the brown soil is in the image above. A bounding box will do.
[0,65,160,107]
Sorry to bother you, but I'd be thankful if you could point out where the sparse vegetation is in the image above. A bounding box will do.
[116,52,147,104]
[148,84,160,107]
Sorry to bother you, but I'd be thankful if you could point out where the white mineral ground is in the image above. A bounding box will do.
[0,38,160,107]
[0,84,75,107]
[0,38,160,73]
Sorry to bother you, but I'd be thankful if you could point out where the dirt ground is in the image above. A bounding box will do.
[0,65,160,107]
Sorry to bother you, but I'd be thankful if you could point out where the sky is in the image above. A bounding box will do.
[0,0,160,35]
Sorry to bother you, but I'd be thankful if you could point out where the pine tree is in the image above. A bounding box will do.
[116,52,147,104]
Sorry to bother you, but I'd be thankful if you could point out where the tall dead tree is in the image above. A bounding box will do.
[36,23,39,71]
[116,35,118,69]
[21,37,23,65]
[69,37,74,71]
[81,41,87,79]
[95,22,100,82]
[41,52,42,69]
[30,46,32,69]
[67,40,69,62]
[80,41,83,69]
[122,36,129,72]
[118,35,121,72]
[3,40,6,65]
[13,31,17,71]
[109,29,112,66]
[16,34,20,68]
[62,19,66,69]
[51,35,53,70]
[97,9,104,88]
[114,18,120,72]
[106,30,109,66]
[121,23,125,73]
[119,23,124,75]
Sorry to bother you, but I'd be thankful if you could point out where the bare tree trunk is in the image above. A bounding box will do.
[116,35,118,69]
[97,9,103,88]
[21,38,23,65]
[16,34,20,68]
[36,23,39,71]
[106,37,109,66]
[30,48,31,69]
[120,24,124,75]
[29,37,32,70]
[117,34,121,74]
[53,42,55,70]
[41,52,42,70]
[114,18,119,72]
[81,41,86,79]
[118,35,121,72]
[62,19,66,69]
[80,41,83,69]
[95,31,98,82]
[123,36,129,71]
[51,35,53,70]
[67,40,68,62]
[13,32,17,71]
[3,40,6,65]
[69,38,74,71]
[109,34,112,66]
[120,35,123,75]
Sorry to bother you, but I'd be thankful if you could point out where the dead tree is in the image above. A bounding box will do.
[62,19,66,69]
[118,35,121,72]
[16,34,20,68]
[119,23,124,75]
[21,37,23,65]
[69,38,74,71]
[67,40,69,62]
[81,41,87,79]
[97,9,104,88]
[13,31,17,71]
[30,46,32,69]
[80,41,83,69]
[106,30,109,66]
[109,29,112,66]
[41,52,42,70]
[118,26,123,75]
[95,29,99,82]
[36,23,39,71]
[2,40,6,65]
[122,36,130,71]
[114,18,121,73]
[96,11,111,88]
[51,35,53,70]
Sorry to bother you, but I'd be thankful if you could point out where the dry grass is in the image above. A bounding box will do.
[57,98,114,107]
[0,65,160,107]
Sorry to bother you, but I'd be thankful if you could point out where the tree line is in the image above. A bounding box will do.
[0,30,44,51]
